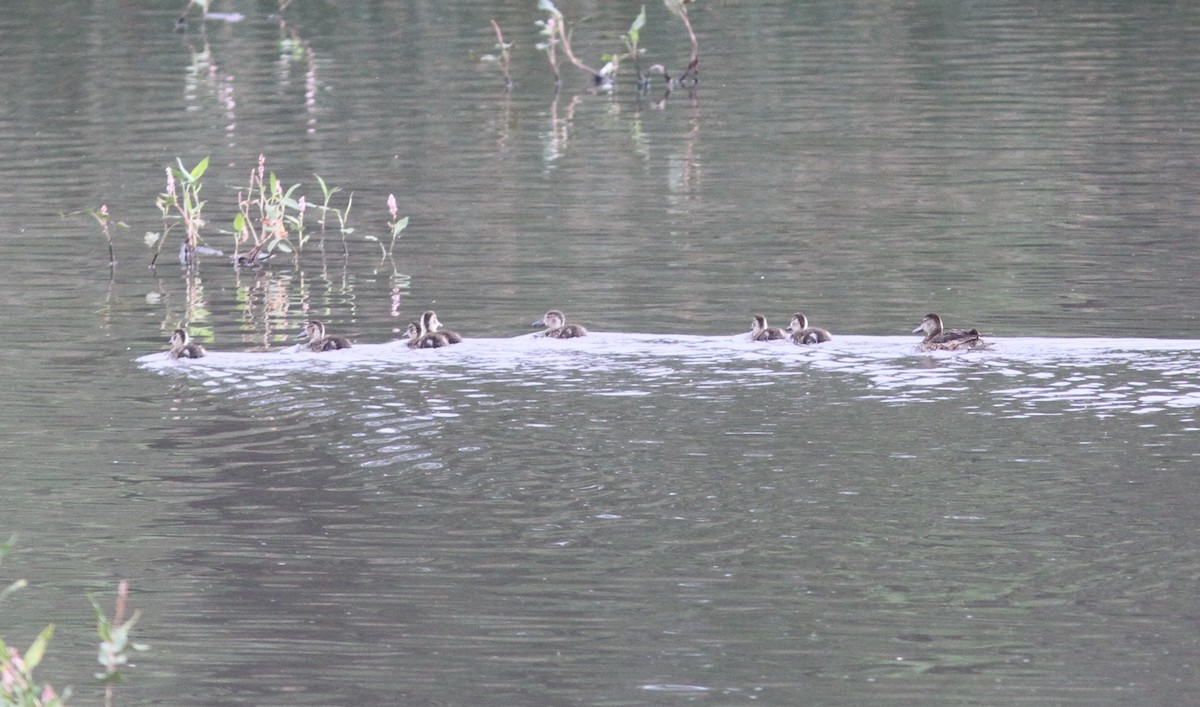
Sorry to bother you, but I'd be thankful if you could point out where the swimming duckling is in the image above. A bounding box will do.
[411,310,462,348]
[401,318,448,349]
[786,313,833,345]
[401,320,423,346]
[912,313,985,351]
[750,314,787,341]
[299,320,352,351]
[421,310,463,344]
[533,309,588,338]
[168,328,206,359]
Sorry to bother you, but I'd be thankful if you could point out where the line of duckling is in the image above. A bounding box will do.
[168,309,983,360]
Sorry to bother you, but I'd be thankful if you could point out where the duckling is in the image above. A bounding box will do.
[749,314,787,341]
[404,311,461,348]
[786,313,833,345]
[532,309,588,338]
[299,320,352,351]
[168,328,206,359]
[401,318,447,349]
[418,310,462,346]
[401,320,423,346]
[912,313,985,351]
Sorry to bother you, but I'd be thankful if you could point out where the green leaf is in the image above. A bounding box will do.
[232,213,246,233]
[663,0,683,16]
[629,5,646,43]
[269,172,279,195]
[273,240,293,254]
[391,216,409,235]
[538,0,560,15]
[190,156,210,181]
[25,623,55,671]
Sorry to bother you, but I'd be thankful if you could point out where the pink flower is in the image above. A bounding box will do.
[387,193,398,219]
[100,204,109,217]
[166,168,176,197]
[297,196,306,215]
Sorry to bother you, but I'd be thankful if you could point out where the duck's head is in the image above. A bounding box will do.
[170,328,190,348]
[299,320,326,340]
[421,310,442,332]
[912,313,943,336]
[533,310,566,328]
[787,313,810,332]
[750,314,770,333]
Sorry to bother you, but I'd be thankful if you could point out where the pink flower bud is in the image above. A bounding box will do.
[166,168,176,197]
[387,193,398,219]
[297,196,306,214]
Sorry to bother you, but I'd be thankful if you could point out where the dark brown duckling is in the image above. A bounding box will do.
[750,314,787,341]
[168,328,206,359]
[912,313,985,351]
[786,313,833,345]
[300,320,352,351]
[533,309,588,338]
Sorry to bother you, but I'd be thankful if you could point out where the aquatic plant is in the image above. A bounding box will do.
[536,0,608,87]
[0,540,146,707]
[231,154,301,267]
[151,157,209,269]
[148,159,400,270]
[662,0,699,85]
[90,581,148,707]
[482,20,514,92]
[89,206,118,270]
[617,7,648,81]
[385,194,409,257]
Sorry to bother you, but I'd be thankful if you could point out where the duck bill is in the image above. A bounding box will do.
[532,319,545,327]
[911,325,924,334]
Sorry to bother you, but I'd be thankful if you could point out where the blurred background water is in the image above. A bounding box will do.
[2,0,1200,704]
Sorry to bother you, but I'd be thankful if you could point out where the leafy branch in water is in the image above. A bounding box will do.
[662,0,699,85]
[482,20,514,92]
[145,158,399,268]
[536,0,608,87]
[90,581,149,707]
[150,157,210,269]
[532,1,697,92]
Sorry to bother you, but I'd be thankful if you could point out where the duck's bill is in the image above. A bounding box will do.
[532,319,545,327]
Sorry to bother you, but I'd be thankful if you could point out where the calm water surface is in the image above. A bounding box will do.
[2,1,1200,704]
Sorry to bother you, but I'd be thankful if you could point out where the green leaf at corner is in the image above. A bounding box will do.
[190,156,210,181]
[25,623,55,670]
[232,213,246,233]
